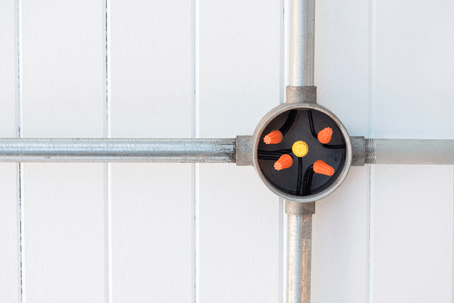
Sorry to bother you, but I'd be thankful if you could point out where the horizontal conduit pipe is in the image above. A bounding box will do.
[0,138,236,163]
[366,139,454,165]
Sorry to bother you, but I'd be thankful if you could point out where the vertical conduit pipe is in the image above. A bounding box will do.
[285,201,315,303]
[286,210,312,302]
[289,0,315,86]
[287,0,316,302]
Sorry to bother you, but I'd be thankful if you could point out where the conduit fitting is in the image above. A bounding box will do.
[252,102,352,203]
[285,200,316,215]
[286,86,317,103]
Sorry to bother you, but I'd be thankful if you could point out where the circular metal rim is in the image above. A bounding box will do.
[252,103,352,203]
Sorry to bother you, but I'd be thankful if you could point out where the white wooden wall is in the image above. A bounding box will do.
[1,0,453,302]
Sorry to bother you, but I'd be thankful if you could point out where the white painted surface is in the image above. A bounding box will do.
[110,0,193,139]
[374,0,454,140]
[312,167,369,303]
[372,0,454,302]
[22,0,105,139]
[21,0,106,302]
[110,1,193,301]
[372,165,453,303]
[198,0,282,138]
[0,164,19,303]
[199,165,280,302]
[198,0,282,301]
[0,0,17,138]
[0,2,20,302]
[312,0,370,301]
[111,164,193,302]
[0,0,453,302]
[23,164,105,302]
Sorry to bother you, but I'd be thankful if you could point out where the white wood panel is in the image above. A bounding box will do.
[372,165,453,302]
[198,0,281,301]
[374,0,454,140]
[23,164,105,302]
[198,0,281,138]
[199,165,280,302]
[315,0,370,137]
[312,0,370,302]
[312,167,369,303]
[373,0,454,301]
[0,164,20,303]
[21,0,106,302]
[111,164,193,302]
[0,2,20,302]
[110,0,193,301]
[0,0,17,138]
[22,0,104,138]
[110,1,192,139]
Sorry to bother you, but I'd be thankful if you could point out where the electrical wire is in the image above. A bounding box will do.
[296,157,303,195]
[322,144,346,149]
[307,110,317,138]
[258,155,280,161]
[257,149,292,156]
[303,165,314,196]
[279,110,297,136]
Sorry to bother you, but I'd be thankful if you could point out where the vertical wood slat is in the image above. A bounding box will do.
[0,162,20,303]
[372,0,454,301]
[0,1,20,302]
[21,0,106,302]
[110,0,193,301]
[198,0,281,301]
[312,0,370,302]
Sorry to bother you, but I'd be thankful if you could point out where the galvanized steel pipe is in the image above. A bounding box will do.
[365,139,454,165]
[286,0,316,302]
[0,138,236,163]
[287,213,312,303]
[289,0,315,86]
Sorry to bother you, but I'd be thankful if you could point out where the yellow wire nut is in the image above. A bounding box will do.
[292,141,309,157]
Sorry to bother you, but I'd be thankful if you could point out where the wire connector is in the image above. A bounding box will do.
[313,160,334,176]
[264,130,283,144]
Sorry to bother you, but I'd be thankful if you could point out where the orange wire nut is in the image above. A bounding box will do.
[274,154,293,171]
[264,130,283,144]
[313,160,335,176]
[318,127,333,144]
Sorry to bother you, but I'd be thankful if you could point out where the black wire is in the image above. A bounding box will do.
[296,157,303,196]
[279,110,297,136]
[257,149,292,156]
[322,144,346,149]
[307,110,317,138]
[303,165,314,196]
[258,155,280,161]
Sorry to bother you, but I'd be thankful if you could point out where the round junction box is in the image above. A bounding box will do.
[252,103,352,203]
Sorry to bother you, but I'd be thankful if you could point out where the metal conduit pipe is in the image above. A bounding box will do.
[286,0,316,302]
[350,138,454,165]
[289,0,315,86]
[285,201,314,303]
[0,138,236,163]
[365,139,454,165]
[287,214,312,303]
[1,138,452,164]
